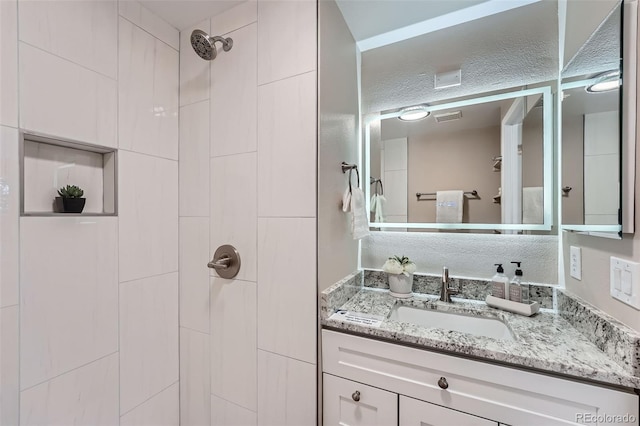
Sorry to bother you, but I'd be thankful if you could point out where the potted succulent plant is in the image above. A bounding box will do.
[56,185,86,213]
[382,255,416,298]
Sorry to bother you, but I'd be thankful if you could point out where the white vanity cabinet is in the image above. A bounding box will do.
[322,330,639,426]
[323,373,398,425]
[400,396,497,426]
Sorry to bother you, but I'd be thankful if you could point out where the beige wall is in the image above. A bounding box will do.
[522,110,544,188]
[562,115,585,224]
[318,0,360,292]
[407,126,501,223]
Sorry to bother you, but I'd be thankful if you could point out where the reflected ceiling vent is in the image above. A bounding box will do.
[434,111,462,123]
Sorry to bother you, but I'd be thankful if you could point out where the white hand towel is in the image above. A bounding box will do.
[436,190,464,223]
[523,187,543,224]
[351,187,370,239]
[372,194,386,223]
[342,186,351,212]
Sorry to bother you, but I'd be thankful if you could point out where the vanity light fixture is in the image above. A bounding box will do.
[586,70,621,93]
[398,105,430,121]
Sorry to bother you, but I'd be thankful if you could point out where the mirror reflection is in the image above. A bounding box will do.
[367,89,549,230]
[560,1,622,235]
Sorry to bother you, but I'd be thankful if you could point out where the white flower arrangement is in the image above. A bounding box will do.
[382,255,416,277]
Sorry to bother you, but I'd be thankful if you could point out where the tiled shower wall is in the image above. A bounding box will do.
[1,1,179,424]
[178,1,318,425]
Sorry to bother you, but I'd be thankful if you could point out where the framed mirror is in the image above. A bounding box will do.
[560,0,636,238]
[355,0,560,233]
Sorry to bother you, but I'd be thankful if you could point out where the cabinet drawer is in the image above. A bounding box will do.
[323,373,398,426]
[400,395,498,426]
[322,330,639,425]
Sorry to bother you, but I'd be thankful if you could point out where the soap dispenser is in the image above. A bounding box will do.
[509,262,528,303]
[491,264,509,299]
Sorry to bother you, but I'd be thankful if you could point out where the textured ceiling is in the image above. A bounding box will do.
[360,1,559,114]
[381,100,502,140]
[562,3,621,80]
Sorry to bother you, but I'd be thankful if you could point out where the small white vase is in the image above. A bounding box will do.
[388,273,413,298]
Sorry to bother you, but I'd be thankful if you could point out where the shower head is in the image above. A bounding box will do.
[190,29,233,61]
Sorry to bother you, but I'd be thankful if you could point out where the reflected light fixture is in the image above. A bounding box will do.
[586,70,620,93]
[398,105,430,121]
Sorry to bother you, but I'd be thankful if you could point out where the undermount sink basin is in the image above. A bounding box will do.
[388,305,515,341]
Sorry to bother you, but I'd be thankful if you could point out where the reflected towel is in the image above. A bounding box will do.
[351,188,370,240]
[370,194,386,223]
[436,190,463,223]
[523,187,543,224]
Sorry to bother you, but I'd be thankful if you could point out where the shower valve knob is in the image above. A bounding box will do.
[207,245,241,279]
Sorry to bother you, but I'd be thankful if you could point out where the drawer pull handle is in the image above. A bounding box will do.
[352,391,361,402]
[438,377,449,389]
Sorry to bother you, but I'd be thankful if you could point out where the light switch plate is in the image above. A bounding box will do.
[610,256,640,310]
[570,246,581,280]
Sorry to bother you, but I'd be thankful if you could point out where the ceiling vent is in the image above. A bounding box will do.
[434,111,462,123]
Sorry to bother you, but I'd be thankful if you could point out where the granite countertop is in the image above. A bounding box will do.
[321,275,640,389]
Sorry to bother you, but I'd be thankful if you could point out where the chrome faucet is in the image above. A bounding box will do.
[440,266,460,302]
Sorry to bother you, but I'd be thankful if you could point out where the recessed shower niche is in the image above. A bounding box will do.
[20,133,117,216]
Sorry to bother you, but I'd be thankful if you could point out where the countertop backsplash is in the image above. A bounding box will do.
[557,289,640,378]
[363,269,555,309]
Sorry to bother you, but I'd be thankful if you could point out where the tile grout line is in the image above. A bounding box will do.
[20,351,119,394]
[256,347,318,367]
[257,69,316,88]
[18,40,118,82]
[119,380,179,418]
[119,270,179,285]
[118,14,179,53]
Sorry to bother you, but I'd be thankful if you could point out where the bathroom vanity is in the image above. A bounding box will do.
[320,273,640,425]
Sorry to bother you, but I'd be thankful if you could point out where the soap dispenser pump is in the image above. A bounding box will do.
[509,261,529,303]
[491,264,509,299]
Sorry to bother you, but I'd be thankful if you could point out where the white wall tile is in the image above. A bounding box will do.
[120,273,179,414]
[210,0,257,36]
[210,277,257,411]
[19,43,117,148]
[118,0,179,50]
[257,218,316,363]
[257,72,316,218]
[210,153,257,282]
[0,0,18,127]
[257,0,316,84]
[119,151,178,282]
[20,353,119,426]
[211,395,257,426]
[120,382,179,426]
[180,328,210,426]
[119,17,179,160]
[0,126,18,308]
[211,23,257,157]
[19,0,118,78]
[180,20,210,107]
[179,217,210,333]
[20,217,118,389]
[257,350,316,426]
[23,141,105,214]
[179,101,210,217]
[1,306,19,426]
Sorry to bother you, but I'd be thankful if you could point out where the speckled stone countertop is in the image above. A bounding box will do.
[321,273,640,389]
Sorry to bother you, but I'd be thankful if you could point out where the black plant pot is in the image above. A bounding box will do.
[57,197,86,213]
